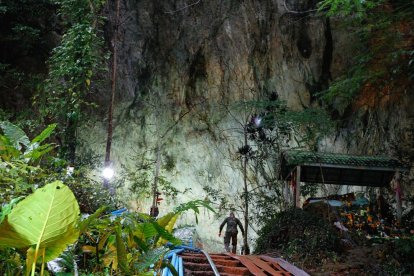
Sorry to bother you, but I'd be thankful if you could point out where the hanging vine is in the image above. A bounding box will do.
[35,0,108,162]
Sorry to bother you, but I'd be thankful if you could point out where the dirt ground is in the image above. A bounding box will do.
[305,246,378,275]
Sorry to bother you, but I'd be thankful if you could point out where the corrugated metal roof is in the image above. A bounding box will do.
[280,150,408,187]
[282,150,406,169]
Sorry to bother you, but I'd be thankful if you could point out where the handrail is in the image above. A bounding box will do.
[162,251,184,276]
[162,245,220,276]
[200,250,221,276]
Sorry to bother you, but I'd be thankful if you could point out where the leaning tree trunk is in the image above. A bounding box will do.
[104,0,120,195]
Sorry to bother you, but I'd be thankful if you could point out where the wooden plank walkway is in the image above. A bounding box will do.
[181,251,309,276]
[227,254,309,276]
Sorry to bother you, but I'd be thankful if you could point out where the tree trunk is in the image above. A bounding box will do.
[103,0,120,194]
[150,144,161,217]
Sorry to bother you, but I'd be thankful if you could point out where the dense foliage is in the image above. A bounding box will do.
[0,119,214,275]
[0,181,79,275]
[0,183,212,275]
[379,236,414,275]
[254,209,340,266]
[0,121,58,202]
[1,0,108,161]
[0,0,412,274]
[318,0,414,119]
[71,199,213,275]
[318,0,379,18]
[0,121,114,213]
[37,0,108,162]
[0,0,57,112]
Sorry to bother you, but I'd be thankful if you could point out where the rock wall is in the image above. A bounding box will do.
[103,0,350,107]
[80,0,413,251]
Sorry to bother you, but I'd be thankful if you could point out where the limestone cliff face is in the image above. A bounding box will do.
[106,0,350,108]
[81,0,412,250]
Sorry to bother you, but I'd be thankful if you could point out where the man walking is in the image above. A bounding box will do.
[219,211,245,254]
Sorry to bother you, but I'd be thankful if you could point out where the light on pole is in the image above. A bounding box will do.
[102,161,115,195]
[103,166,115,180]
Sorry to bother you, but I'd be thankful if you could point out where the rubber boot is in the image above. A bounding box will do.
[232,245,237,254]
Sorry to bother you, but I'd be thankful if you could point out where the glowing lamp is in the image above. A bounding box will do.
[102,167,114,180]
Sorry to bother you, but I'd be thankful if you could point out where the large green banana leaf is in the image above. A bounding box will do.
[0,181,80,262]
[0,121,30,151]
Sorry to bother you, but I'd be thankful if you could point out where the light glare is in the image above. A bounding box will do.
[103,167,114,180]
[66,166,74,176]
[254,116,262,127]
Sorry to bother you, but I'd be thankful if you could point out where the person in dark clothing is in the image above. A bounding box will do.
[218,211,245,254]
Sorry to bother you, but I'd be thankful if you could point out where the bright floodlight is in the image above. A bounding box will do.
[102,167,114,180]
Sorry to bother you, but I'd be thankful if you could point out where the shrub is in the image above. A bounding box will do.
[254,208,340,265]
[385,237,414,274]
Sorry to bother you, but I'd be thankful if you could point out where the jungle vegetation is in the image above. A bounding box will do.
[0,0,413,274]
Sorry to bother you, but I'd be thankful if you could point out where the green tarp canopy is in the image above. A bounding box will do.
[280,150,408,187]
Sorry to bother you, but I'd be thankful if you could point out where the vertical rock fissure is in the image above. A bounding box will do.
[320,17,333,89]
[307,16,333,104]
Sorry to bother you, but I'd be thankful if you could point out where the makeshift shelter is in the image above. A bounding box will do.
[280,150,409,220]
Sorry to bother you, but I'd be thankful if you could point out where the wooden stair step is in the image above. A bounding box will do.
[184,269,215,276]
[212,258,241,266]
[216,264,251,275]
[182,262,214,272]
[181,255,210,263]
